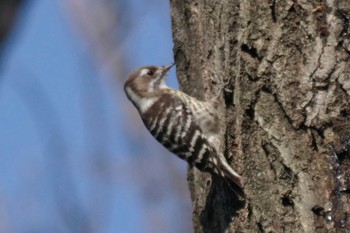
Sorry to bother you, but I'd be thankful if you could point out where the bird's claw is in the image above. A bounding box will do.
[210,75,232,99]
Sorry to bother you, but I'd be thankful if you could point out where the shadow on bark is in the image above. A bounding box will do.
[200,179,245,233]
[329,137,350,230]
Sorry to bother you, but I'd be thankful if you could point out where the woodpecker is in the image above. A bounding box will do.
[124,63,245,198]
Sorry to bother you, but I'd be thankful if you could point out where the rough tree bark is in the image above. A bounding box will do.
[170,0,350,232]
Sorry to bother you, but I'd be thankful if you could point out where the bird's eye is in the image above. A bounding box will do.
[147,70,154,76]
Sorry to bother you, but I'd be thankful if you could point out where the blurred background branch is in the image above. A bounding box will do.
[0,0,22,46]
[61,0,128,81]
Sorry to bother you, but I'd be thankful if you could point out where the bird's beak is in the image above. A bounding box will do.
[164,63,175,71]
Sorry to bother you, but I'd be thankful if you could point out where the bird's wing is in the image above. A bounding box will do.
[141,90,245,198]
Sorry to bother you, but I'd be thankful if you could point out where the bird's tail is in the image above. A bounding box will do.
[215,155,246,199]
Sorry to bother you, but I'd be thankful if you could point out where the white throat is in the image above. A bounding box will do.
[157,78,168,90]
[125,86,158,113]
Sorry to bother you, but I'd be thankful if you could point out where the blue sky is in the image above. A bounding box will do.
[0,1,191,232]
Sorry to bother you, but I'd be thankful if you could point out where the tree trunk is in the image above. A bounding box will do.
[170,0,350,232]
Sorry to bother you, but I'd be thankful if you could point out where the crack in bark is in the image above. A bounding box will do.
[312,205,326,217]
[309,44,325,79]
[257,221,265,233]
[245,87,262,120]
[241,44,262,60]
[310,128,320,152]
[342,46,350,58]
[261,142,277,178]
[281,191,294,207]
[325,63,337,82]
[337,76,350,97]
[335,9,349,38]
[271,92,296,128]
[327,143,350,229]
[269,0,277,23]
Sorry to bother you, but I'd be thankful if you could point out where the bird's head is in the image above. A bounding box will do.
[124,63,175,96]
[124,63,175,112]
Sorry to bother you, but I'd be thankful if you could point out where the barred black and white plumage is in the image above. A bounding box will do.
[124,63,245,198]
